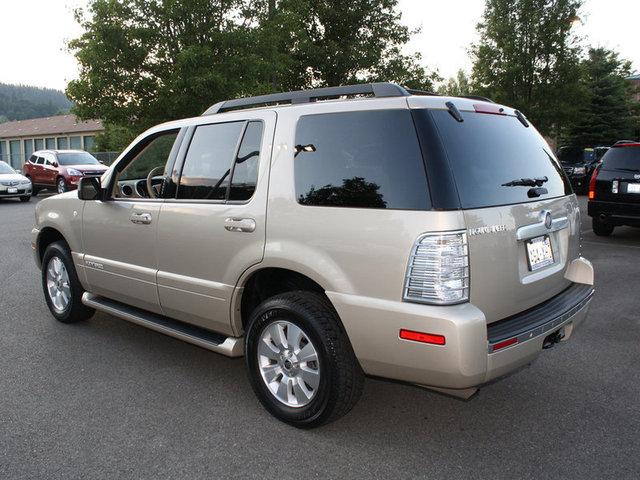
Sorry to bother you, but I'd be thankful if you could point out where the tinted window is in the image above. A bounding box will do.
[57,152,100,166]
[229,122,263,201]
[178,122,244,200]
[429,110,570,209]
[36,156,45,165]
[29,155,37,163]
[601,147,640,171]
[294,110,430,210]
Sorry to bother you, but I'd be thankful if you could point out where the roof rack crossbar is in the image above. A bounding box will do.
[202,82,411,115]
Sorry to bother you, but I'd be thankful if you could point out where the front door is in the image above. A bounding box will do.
[81,128,182,313]
[156,112,275,335]
[42,153,58,186]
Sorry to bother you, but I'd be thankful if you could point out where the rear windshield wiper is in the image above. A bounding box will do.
[501,176,548,187]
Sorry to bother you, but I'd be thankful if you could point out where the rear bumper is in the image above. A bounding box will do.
[588,200,640,227]
[328,275,594,393]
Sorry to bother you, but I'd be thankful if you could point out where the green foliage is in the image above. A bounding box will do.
[567,48,636,146]
[437,70,472,97]
[94,123,137,152]
[470,0,584,137]
[66,0,437,135]
[0,83,72,121]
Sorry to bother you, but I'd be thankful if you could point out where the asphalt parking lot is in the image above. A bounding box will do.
[1,195,639,479]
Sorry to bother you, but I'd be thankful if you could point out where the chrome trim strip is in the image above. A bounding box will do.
[516,216,569,240]
[488,288,594,353]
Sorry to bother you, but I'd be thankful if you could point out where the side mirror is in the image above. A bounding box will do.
[52,161,59,168]
[78,176,104,201]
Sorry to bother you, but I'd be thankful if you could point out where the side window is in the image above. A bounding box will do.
[228,121,263,201]
[114,130,179,199]
[29,155,37,164]
[177,122,244,200]
[294,110,430,210]
[36,156,45,165]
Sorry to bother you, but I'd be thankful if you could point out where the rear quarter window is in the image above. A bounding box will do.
[294,110,430,210]
[601,147,640,171]
[428,110,571,209]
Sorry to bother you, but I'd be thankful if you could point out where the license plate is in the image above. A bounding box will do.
[8,188,17,193]
[627,183,640,194]
[526,235,554,271]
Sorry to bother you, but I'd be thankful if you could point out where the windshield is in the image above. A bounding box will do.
[56,152,100,166]
[0,161,16,174]
[601,146,640,171]
[429,110,571,209]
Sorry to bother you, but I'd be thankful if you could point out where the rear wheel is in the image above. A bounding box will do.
[592,217,614,236]
[245,291,364,428]
[41,241,95,323]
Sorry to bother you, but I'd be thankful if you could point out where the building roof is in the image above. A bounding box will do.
[627,73,640,81]
[0,114,103,139]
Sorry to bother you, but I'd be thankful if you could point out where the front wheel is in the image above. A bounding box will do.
[245,291,364,428]
[42,241,95,323]
[20,196,30,202]
[592,217,614,236]
[57,178,67,194]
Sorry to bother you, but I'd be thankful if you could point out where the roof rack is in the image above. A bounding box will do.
[202,82,413,115]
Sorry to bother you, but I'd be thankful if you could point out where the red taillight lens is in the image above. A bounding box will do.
[399,329,446,345]
[492,337,518,352]
[588,167,599,200]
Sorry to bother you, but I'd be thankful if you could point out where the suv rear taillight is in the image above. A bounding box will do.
[403,232,469,305]
[588,167,599,200]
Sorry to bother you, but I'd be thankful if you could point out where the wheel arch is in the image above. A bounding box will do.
[37,227,69,265]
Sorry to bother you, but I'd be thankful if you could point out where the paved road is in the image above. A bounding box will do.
[1,195,639,479]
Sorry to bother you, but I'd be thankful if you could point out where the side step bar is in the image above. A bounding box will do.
[82,292,244,357]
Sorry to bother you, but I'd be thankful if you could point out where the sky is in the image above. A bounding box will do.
[0,0,638,91]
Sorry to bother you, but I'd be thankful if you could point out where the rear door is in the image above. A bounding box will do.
[425,107,578,322]
[156,111,275,335]
[594,145,640,203]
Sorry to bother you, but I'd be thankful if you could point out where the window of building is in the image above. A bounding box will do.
[177,122,245,200]
[34,138,44,151]
[83,136,95,151]
[9,140,22,168]
[294,110,430,210]
[23,139,34,162]
[45,138,55,149]
[57,137,69,149]
[70,136,82,150]
[0,140,6,162]
[228,121,263,201]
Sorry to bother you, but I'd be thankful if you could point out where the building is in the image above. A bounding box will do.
[628,73,640,102]
[0,114,104,169]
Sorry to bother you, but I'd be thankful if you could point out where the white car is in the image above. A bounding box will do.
[0,161,32,202]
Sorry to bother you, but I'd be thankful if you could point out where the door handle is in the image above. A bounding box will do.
[130,212,152,225]
[224,217,256,233]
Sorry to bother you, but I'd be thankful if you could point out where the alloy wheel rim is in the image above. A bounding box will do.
[46,256,71,313]
[57,180,65,193]
[257,320,320,408]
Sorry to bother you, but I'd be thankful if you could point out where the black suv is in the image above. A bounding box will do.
[588,142,640,236]
[558,146,608,194]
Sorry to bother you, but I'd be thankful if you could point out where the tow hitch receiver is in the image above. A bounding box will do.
[542,329,565,349]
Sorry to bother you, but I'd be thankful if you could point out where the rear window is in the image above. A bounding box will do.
[429,110,571,209]
[294,110,430,210]
[601,147,640,171]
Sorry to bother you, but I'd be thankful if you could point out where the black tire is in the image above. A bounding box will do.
[20,196,30,202]
[592,217,614,236]
[31,186,40,197]
[245,291,364,428]
[56,177,67,194]
[41,241,95,323]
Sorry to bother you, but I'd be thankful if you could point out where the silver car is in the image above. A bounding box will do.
[0,161,32,202]
[31,83,595,427]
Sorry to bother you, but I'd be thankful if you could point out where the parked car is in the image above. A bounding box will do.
[588,141,640,235]
[557,146,606,194]
[0,160,32,202]
[31,83,594,427]
[22,150,108,195]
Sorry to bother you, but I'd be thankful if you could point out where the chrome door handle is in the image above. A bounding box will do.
[224,217,256,233]
[130,212,152,225]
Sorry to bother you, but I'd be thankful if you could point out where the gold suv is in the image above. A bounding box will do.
[32,84,594,427]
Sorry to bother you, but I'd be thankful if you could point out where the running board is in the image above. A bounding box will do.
[81,292,244,357]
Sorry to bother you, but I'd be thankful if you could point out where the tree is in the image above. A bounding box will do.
[437,70,472,97]
[568,48,636,146]
[471,0,584,137]
[67,0,437,147]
